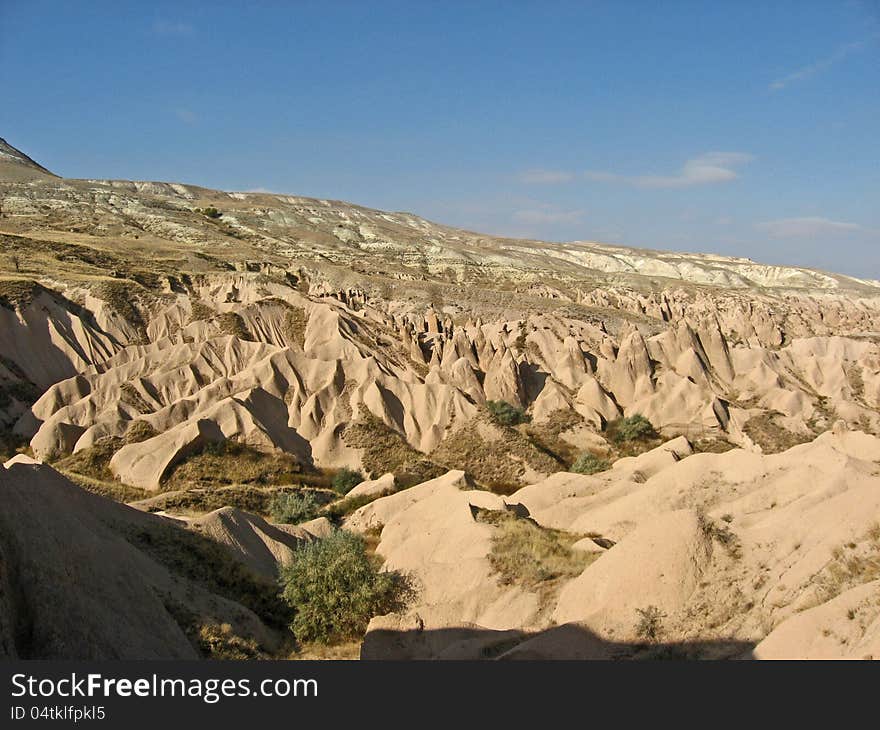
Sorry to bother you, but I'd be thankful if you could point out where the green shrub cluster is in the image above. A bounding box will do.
[487,400,530,427]
[608,414,657,443]
[279,530,411,644]
[269,491,321,525]
[331,467,363,495]
[570,452,610,475]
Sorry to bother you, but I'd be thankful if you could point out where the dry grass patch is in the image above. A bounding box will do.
[162,441,311,490]
[187,298,214,323]
[815,524,880,603]
[693,437,736,454]
[91,280,152,341]
[431,414,563,493]
[133,484,334,518]
[743,412,812,454]
[282,304,308,348]
[0,278,46,309]
[123,518,290,630]
[119,382,154,414]
[59,469,148,503]
[215,311,253,341]
[524,408,584,466]
[196,623,268,660]
[343,408,445,485]
[476,508,594,589]
[53,437,123,482]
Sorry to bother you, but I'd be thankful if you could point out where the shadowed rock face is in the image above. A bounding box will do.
[0,461,283,659]
[2,139,880,660]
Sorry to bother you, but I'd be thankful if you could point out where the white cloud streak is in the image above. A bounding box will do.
[516,169,575,184]
[769,36,875,90]
[585,152,753,189]
[757,217,861,238]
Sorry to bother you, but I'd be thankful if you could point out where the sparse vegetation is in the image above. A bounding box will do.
[570,452,610,475]
[322,492,383,523]
[431,414,562,493]
[91,280,150,341]
[279,529,412,644]
[53,436,123,481]
[331,467,363,495]
[188,299,214,323]
[196,623,267,660]
[343,408,445,482]
[487,400,530,427]
[215,311,253,341]
[635,605,666,642]
[523,409,584,466]
[0,278,46,310]
[742,412,811,453]
[134,484,334,517]
[163,440,307,489]
[125,519,290,630]
[0,428,31,462]
[815,524,880,603]
[200,206,223,219]
[119,382,154,414]
[55,469,148,503]
[476,509,594,589]
[607,414,657,443]
[698,511,742,559]
[269,491,321,524]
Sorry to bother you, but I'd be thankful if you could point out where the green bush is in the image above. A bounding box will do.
[331,467,363,495]
[279,530,411,644]
[608,414,657,443]
[487,400,530,427]
[269,491,320,525]
[570,452,610,475]
[201,206,222,219]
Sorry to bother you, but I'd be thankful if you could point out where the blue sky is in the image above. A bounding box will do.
[1,1,878,277]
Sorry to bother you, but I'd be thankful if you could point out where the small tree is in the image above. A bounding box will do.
[279,530,411,644]
[487,400,530,427]
[331,467,363,495]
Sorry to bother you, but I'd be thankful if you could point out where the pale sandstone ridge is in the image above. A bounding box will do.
[188,506,318,579]
[2,142,880,489]
[0,461,282,659]
[2,138,880,661]
[5,277,880,492]
[358,432,880,660]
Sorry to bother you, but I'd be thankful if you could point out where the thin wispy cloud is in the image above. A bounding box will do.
[585,152,753,189]
[175,108,198,125]
[769,36,876,90]
[513,205,584,225]
[757,217,861,238]
[516,169,575,184]
[152,20,194,36]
